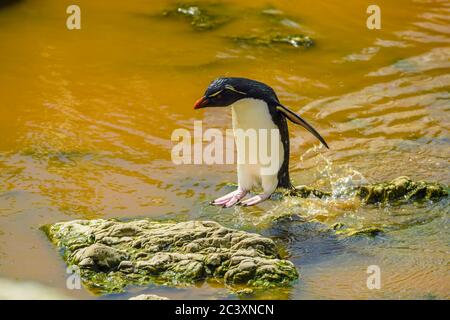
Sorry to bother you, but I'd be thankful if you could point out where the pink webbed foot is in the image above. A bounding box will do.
[212,188,248,208]
[240,194,271,207]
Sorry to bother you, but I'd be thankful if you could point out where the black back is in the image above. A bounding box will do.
[267,101,292,189]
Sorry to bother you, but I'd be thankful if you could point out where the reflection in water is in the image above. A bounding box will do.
[0,0,449,299]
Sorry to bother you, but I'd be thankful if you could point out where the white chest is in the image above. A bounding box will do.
[231,98,278,131]
[230,98,284,192]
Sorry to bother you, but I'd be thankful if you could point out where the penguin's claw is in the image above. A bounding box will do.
[213,191,237,203]
[212,188,247,207]
[240,194,270,207]
[223,196,241,208]
[213,196,236,206]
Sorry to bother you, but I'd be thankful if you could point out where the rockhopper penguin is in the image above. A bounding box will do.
[194,77,329,207]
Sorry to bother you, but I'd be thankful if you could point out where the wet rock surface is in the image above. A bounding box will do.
[288,176,448,204]
[43,219,298,294]
[355,176,448,204]
[284,186,331,199]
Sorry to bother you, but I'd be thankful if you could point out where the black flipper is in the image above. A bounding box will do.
[276,104,329,149]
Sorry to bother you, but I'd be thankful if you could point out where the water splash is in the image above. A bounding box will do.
[217,146,369,229]
[300,145,368,200]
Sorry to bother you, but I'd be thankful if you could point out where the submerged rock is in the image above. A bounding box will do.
[331,223,384,237]
[230,33,314,49]
[160,4,315,49]
[162,4,231,31]
[287,176,447,204]
[43,219,298,294]
[267,218,346,261]
[271,216,384,240]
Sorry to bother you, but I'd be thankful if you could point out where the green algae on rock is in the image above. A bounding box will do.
[43,219,298,294]
[355,176,448,204]
[162,4,231,31]
[284,176,447,204]
[230,33,314,48]
[284,185,331,199]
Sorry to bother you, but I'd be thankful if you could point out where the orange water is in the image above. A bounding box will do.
[0,0,449,299]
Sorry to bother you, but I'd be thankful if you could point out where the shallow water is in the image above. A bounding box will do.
[0,0,449,299]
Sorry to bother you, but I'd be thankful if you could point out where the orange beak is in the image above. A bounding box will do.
[194,96,209,109]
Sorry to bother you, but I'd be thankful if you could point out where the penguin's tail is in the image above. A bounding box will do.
[277,176,294,190]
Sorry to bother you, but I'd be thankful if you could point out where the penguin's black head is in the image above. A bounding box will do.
[194,77,278,109]
[195,77,330,149]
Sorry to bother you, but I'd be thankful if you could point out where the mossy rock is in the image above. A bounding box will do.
[355,176,448,204]
[43,219,298,294]
[283,185,331,199]
[286,176,447,205]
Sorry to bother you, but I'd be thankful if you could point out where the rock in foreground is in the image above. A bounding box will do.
[43,219,298,294]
